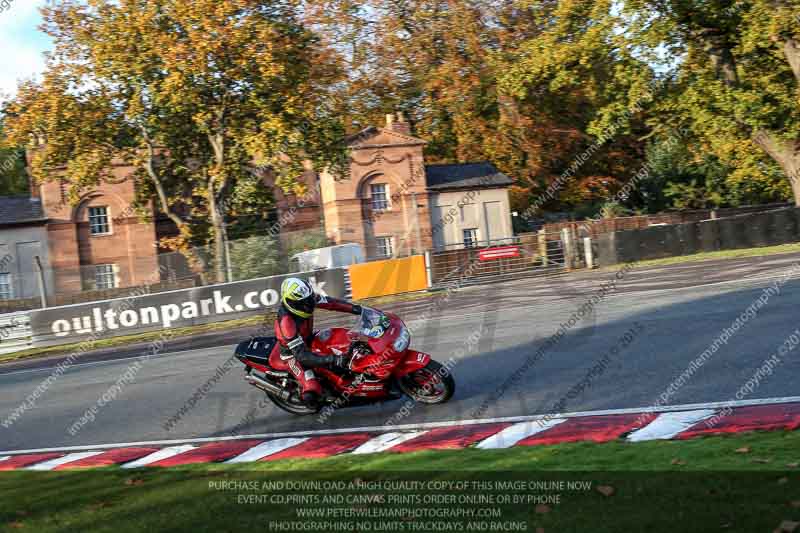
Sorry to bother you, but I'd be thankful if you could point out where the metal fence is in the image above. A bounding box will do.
[428,232,571,288]
[0,226,332,314]
[537,202,794,239]
[0,312,32,356]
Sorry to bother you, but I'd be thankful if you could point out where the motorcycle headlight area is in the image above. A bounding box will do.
[393,327,411,352]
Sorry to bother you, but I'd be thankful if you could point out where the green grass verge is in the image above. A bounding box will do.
[1,430,798,532]
[602,241,800,271]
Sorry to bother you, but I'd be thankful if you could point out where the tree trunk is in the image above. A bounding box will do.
[778,39,800,206]
[207,124,229,284]
[140,131,216,281]
[753,130,800,206]
[207,181,228,283]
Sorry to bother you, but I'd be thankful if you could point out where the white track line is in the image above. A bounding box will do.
[122,445,197,468]
[26,451,105,471]
[226,438,309,463]
[3,395,799,456]
[627,409,717,442]
[351,432,428,455]
[476,419,565,449]
[0,456,9,463]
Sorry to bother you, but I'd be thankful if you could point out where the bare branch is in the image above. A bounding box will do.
[139,125,187,228]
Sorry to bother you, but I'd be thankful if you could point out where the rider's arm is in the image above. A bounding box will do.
[315,294,362,315]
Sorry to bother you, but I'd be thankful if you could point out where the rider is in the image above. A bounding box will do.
[271,277,362,405]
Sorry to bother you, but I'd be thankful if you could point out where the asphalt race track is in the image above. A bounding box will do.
[2,252,799,451]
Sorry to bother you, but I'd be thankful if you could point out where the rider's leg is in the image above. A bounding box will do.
[268,345,322,404]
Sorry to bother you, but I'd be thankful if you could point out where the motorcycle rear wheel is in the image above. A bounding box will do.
[266,390,320,415]
[397,360,455,404]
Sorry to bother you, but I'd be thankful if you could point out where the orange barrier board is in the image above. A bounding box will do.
[348,255,428,300]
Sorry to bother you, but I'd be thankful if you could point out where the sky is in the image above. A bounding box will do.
[0,1,52,102]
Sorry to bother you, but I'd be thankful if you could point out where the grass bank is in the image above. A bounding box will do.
[1,429,798,532]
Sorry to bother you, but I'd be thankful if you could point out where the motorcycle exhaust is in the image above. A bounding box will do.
[245,374,292,401]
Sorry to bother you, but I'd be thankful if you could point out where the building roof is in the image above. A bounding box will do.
[0,196,47,226]
[345,126,428,148]
[424,162,513,191]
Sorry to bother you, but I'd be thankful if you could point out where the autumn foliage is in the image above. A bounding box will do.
[2,0,800,252]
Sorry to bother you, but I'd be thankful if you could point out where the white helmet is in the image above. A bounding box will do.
[280,277,316,318]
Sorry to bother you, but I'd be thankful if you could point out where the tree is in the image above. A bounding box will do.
[311,0,647,217]
[0,146,28,197]
[642,134,730,211]
[620,0,800,205]
[0,121,29,196]
[2,0,346,281]
[486,0,800,212]
[491,0,653,214]
[228,234,285,281]
[282,227,329,259]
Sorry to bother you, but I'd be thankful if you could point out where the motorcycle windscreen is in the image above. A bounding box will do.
[351,307,391,339]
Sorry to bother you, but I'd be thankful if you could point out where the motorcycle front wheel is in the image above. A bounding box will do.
[396,360,455,404]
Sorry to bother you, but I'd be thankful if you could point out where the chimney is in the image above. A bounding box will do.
[387,110,411,135]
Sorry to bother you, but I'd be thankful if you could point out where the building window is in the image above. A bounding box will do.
[463,228,479,248]
[88,206,111,235]
[375,236,393,258]
[370,184,389,211]
[94,264,117,289]
[0,273,12,300]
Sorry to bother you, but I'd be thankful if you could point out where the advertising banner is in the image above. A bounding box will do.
[29,269,348,347]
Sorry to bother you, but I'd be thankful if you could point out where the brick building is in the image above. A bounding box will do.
[320,113,515,258]
[32,161,161,295]
[22,112,514,294]
[26,159,324,296]
[320,113,434,258]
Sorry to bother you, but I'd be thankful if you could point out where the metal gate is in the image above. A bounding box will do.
[0,311,33,356]
[428,229,584,288]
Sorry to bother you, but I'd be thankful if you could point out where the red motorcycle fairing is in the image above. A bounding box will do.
[315,367,389,398]
[309,328,396,397]
[309,328,351,358]
[310,316,411,380]
[391,350,431,377]
[308,315,417,394]
[246,361,270,374]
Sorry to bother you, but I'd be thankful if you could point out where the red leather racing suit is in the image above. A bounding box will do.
[269,295,360,397]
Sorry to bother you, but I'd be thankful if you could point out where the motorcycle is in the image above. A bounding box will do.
[234,306,455,415]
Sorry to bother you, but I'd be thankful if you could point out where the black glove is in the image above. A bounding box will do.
[351,304,363,315]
